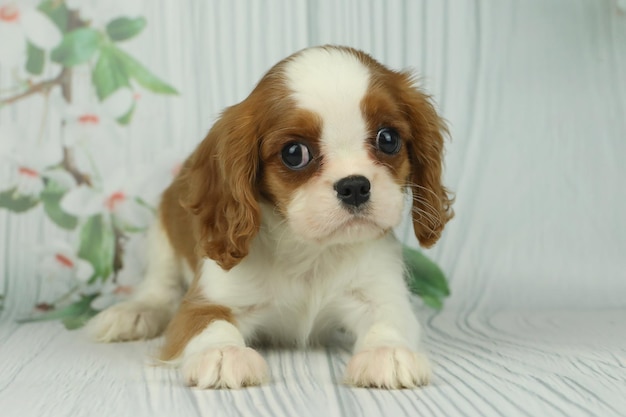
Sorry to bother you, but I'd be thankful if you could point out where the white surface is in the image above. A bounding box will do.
[1,1,626,416]
[1,307,625,417]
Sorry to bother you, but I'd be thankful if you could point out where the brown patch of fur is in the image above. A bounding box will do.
[174,108,262,271]
[160,287,235,361]
[259,109,323,216]
[360,87,412,183]
[160,184,199,273]
[354,46,454,247]
[394,75,454,247]
[159,61,297,271]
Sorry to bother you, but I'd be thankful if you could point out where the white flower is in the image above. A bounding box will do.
[51,88,133,147]
[100,88,134,118]
[57,151,183,225]
[0,1,62,68]
[0,124,73,197]
[64,0,144,28]
[10,165,45,196]
[39,240,94,286]
[89,281,134,310]
[86,232,146,310]
[60,170,153,230]
[63,107,117,146]
[132,151,185,207]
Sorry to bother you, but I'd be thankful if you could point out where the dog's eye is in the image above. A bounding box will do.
[281,142,312,170]
[376,127,401,155]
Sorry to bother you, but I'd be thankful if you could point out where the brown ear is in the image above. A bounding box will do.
[398,73,454,247]
[179,104,261,270]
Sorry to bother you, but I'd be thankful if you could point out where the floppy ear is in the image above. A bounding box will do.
[398,74,454,247]
[179,104,261,270]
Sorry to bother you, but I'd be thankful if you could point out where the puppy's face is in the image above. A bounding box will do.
[260,50,411,244]
[181,46,453,269]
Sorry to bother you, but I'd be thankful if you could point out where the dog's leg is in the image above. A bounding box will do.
[86,218,186,342]
[160,298,269,389]
[339,263,432,389]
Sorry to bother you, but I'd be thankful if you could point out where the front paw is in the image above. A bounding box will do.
[345,347,431,389]
[86,301,171,342]
[182,346,269,389]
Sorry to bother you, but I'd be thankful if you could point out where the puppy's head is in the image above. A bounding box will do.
[182,46,453,270]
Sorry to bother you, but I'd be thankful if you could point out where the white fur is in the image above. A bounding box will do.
[187,204,430,388]
[182,346,269,389]
[87,220,192,342]
[284,47,371,160]
[90,46,431,389]
[284,47,405,243]
[344,347,431,389]
[180,320,269,389]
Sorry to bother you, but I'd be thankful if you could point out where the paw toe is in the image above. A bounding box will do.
[182,346,269,389]
[86,302,169,342]
[345,347,431,389]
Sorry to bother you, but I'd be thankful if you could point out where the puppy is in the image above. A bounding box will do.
[87,45,453,389]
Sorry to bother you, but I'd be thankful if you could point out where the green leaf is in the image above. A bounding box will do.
[17,293,99,325]
[37,0,69,33]
[92,45,130,100]
[92,46,139,123]
[106,17,147,42]
[0,188,40,212]
[40,181,78,230]
[26,42,45,75]
[116,101,135,125]
[110,46,178,94]
[62,306,99,330]
[77,215,115,283]
[51,28,101,66]
[420,295,444,310]
[403,245,450,310]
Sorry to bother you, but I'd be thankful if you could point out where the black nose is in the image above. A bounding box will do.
[334,175,371,207]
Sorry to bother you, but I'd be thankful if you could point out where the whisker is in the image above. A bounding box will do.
[410,193,440,214]
[411,210,440,227]
[402,181,441,201]
[409,212,436,236]
[412,208,440,226]
[402,180,446,226]
[408,194,441,223]
[410,206,441,226]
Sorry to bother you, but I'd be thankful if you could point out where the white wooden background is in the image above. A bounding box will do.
[1,1,626,416]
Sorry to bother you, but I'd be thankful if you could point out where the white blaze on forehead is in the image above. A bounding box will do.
[283,47,371,159]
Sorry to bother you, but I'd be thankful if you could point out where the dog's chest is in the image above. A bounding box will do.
[203,249,357,345]
[259,264,353,342]
[250,281,340,344]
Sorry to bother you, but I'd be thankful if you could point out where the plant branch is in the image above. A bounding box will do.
[0,9,86,107]
[61,146,92,186]
[112,224,126,284]
[0,66,74,106]
[37,90,52,144]
[0,73,62,106]
[50,284,82,307]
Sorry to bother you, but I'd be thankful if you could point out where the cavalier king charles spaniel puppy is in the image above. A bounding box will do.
[87,45,453,390]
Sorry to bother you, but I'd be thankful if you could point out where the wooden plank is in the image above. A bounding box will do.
[2,308,625,417]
